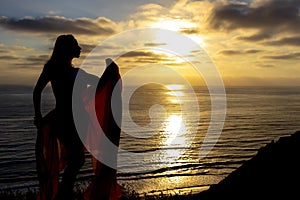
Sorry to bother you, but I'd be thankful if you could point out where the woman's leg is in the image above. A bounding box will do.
[55,124,85,199]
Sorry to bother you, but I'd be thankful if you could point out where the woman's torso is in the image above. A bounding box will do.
[50,66,79,116]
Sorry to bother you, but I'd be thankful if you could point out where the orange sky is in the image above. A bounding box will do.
[0,0,300,86]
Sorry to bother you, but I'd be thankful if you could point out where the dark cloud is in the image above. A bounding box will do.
[14,62,43,69]
[209,0,300,33]
[246,49,261,54]
[27,55,49,63]
[256,64,276,68]
[80,44,97,53]
[0,53,51,69]
[0,16,117,35]
[51,42,121,55]
[117,50,175,66]
[237,32,272,42]
[264,36,300,46]
[0,55,18,60]
[133,56,173,64]
[218,49,262,55]
[144,42,167,47]
[121,51,157,58]
[0,44,33,54]
[0,49,10,53]
[180,28,200,34]
[262,52,300,60]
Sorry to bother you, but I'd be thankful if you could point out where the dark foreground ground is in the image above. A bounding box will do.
[195,130,300,200]
[1,131,300,200]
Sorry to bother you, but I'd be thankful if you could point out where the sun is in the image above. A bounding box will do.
[148,18,206,62]
[151,18,195,32]
[150,18,205,48]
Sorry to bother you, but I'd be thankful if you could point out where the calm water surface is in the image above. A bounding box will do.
[0,84,299,194]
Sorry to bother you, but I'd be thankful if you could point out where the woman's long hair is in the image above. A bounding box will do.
[45,34,77,74]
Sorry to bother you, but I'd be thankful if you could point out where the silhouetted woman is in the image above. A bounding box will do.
[33,34,98,199]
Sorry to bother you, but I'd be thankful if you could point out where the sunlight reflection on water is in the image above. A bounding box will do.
[160,115,189,163]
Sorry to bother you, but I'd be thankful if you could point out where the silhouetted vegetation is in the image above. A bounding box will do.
[0,184,196,200]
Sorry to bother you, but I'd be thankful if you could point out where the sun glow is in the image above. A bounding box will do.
[150,18,205,48]
[151,18,195,32]
[148,19,205,66]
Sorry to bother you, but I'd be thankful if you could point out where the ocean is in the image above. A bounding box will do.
[0,84,300,195]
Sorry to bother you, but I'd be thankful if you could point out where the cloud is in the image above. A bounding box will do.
[256,63,276,68]
[0,54,49,69]
[144,42,167,47]
[236,32,272,42]
[0,55,18,60]
[27,54,49,64]
[0,43,50,70]
[218,49,262,56]
[121,51,157,58]
[180,28,201,34]
[0,43,33,53]
[133,3,167,19]
[264,36,300,46]
[0,16,118,35]
[262,52,300,60]
[47,10,61,15]
[80,43,97,53]
[209,0,300,33]
[119,50,174,63]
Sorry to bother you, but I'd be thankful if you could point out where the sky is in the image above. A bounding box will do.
[0,0,300,86]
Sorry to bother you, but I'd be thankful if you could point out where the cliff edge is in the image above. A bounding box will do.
[195,131,300,199]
